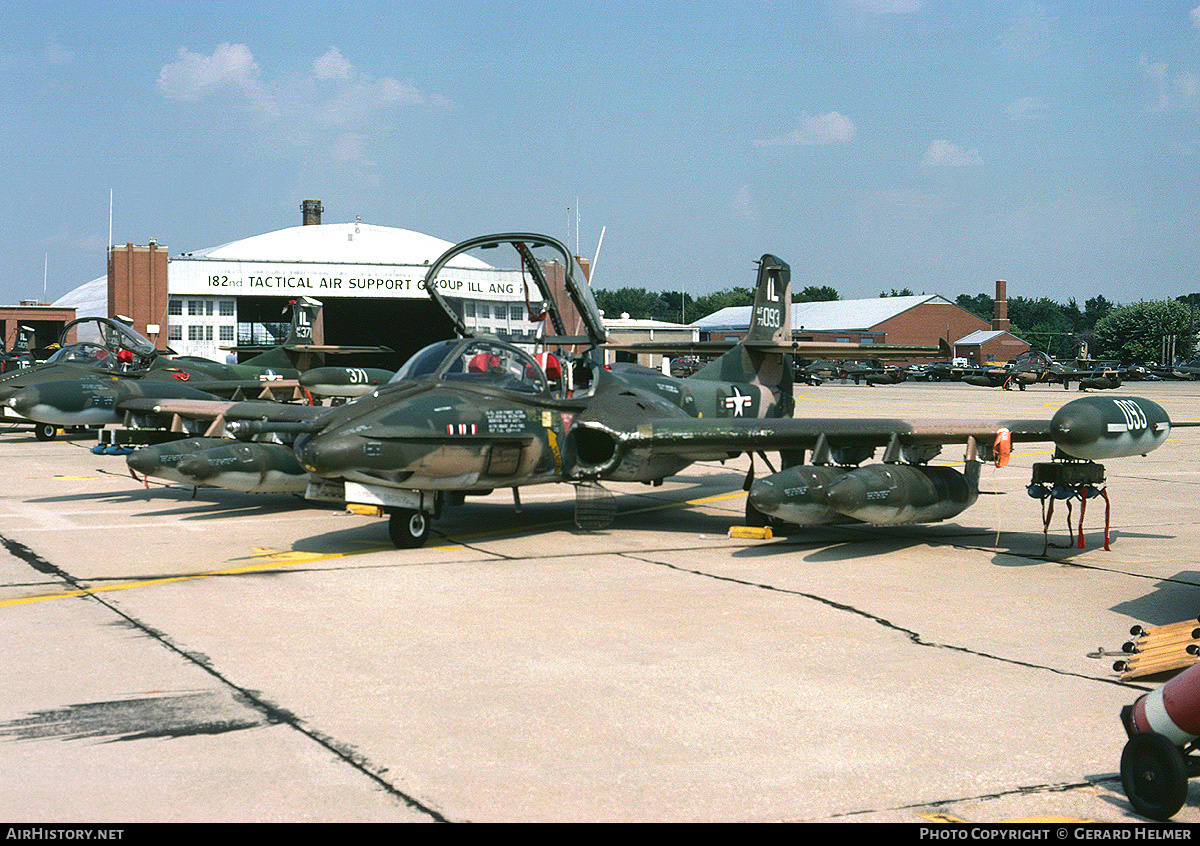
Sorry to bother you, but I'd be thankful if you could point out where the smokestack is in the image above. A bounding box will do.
[301,199,324,226]
[993,280,1010,331]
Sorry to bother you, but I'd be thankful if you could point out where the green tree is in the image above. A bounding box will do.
[879,287,915,297]
[955,293,994,321]
[691,287,753,323]
[1083,295,1114,330]
[796,285,839,302]
[1093,300,1196,363]
[593,287,664,320]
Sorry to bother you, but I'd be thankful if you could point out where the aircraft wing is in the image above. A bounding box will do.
[605,339,950,360]
[220,345,394,354]
[579,416,1053,460]
[569,395,1183,477]
[115,396,329,436]
[173,378,303,400]
[117,396,327,422]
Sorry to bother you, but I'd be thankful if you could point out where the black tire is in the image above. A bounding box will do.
[744,499,799,534]
[1120,732,1190,821]
[745,498,770,528]
[388,509,430,549]
[34,423,57,442]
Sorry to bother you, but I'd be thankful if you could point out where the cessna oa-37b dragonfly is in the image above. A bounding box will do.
[2,298,390,440]
[116,232,1183,549]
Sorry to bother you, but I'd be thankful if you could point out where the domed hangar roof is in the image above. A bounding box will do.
[183,222,474,267]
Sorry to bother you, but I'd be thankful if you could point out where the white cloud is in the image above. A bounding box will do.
[843,0,924,12]
[732,184,757,221]
[157,44,450,184]
[44,36,72,67]
[754,111,856,147]
[997,3,1055,61]
[1141,53,1200,110]
[921,140,983,167]
[157,43,261,101]
[313,47,353,81]
[1007,96,1047,120]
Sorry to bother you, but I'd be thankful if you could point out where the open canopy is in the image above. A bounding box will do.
[421,233,607,348]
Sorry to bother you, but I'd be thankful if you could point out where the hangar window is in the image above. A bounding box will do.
[188,300,204,316]
[168,299,183,316]
[188,325,204,341]
[463,302,476,318]
[493,305,505,320]
[169,325,182,341]
[219,326,234,342]
[509,305,524,321]
[219,300,235,317]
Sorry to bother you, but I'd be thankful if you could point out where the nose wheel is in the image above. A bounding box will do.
[388,508,431,548]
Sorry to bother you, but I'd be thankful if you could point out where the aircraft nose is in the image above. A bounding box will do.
[10,382,89,419]
[7,386,39,418]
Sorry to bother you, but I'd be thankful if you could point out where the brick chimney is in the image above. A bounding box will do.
[301,199,323,225]
[992,280,1010,331]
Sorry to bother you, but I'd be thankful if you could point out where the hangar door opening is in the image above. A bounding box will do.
[234,296,455,371]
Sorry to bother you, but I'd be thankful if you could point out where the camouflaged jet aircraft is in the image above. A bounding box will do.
[118,232,1190,550]
[2,298,394,439]
[0,307,314,440]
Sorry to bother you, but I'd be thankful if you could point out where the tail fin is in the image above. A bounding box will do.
[284,296,322,348]
[692,254,794,417]
[240,297,323,373]
[743,255,791,347]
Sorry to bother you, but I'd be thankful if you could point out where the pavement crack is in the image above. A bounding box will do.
[629,553,1140,689]
[819,778,1109,821]
[0,531,453,823]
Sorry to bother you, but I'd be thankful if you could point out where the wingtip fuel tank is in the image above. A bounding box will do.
[1050,396,1170,460]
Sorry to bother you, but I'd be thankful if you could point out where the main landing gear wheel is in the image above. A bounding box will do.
[744,499,798,534]
[33,423,57,442]
[1120,732,1190,821]
[388,508,430,549]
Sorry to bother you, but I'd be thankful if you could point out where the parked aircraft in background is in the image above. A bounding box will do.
[0,325,36,373]
[2,299,392,439]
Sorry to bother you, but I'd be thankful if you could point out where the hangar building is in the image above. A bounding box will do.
[58,201,549,370]
[693,280,1030,364]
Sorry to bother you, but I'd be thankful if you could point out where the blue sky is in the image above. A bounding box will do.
[2,1,1199,310]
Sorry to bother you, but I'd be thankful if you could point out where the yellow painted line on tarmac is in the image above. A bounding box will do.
[1,489,748,610]
[395,489,747,546]
[0,542,399,609]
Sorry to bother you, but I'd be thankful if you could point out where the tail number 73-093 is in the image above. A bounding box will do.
[755,306,781,328]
